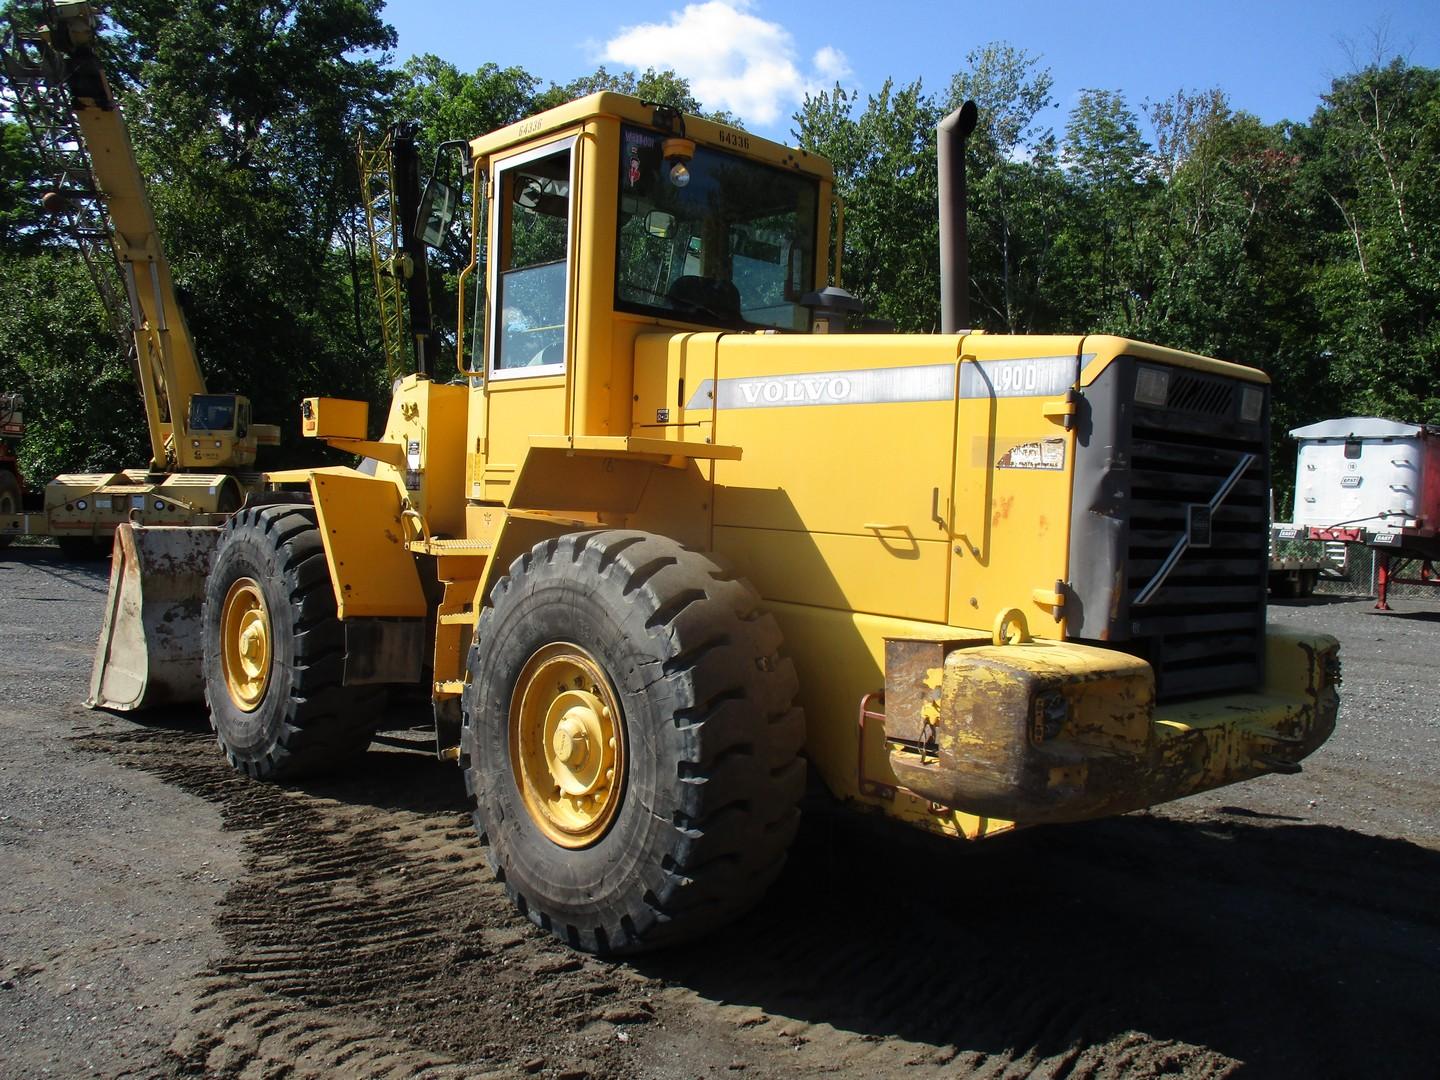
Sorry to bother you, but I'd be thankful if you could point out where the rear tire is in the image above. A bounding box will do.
[463,530,805,954]
[202,504,385,779]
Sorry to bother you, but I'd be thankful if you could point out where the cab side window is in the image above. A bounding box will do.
[492,143,572,374]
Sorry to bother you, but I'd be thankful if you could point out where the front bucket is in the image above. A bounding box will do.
[87,523,223,711]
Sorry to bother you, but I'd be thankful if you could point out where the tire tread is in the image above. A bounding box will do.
[464,528,805,954]
[202,504,384,779]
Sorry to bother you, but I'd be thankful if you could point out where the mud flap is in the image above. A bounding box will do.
[87,523,223,711]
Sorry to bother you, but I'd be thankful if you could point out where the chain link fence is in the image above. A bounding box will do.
[1297,541,1438,601]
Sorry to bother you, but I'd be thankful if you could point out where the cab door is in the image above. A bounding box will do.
[477,137,577,504]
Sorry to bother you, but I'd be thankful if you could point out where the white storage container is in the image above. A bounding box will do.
[1290,417,1440,537]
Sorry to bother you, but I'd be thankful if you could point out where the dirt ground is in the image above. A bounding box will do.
[2,546,1437,1080]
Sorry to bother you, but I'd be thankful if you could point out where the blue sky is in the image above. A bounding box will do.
[379,0,1438,141]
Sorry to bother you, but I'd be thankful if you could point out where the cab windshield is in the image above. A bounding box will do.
[188,395,235,432]
[615,125,818,331]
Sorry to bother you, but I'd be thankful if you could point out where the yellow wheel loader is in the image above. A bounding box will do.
[93,90,1339,954]
[0,4,277,577]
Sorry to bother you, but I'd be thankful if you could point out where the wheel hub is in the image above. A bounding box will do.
[220,578,272,711]
[510,644,625,848]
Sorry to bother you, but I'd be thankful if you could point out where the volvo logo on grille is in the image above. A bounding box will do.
[1187,504,1213,547]
[1133,452,1256,605]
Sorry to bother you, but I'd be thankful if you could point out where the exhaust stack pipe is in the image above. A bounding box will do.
[392,123,439,376]
[938,100,978,334]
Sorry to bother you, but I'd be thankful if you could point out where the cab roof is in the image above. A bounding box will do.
[468,92,834,181]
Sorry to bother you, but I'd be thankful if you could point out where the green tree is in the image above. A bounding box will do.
[1301,59,1440,422]
[1061,88,1153,330]
[0,253,148,481]
[793,78,941,330]
[0,119,43,251]
[94,0,400,448]
[395,54,537,149]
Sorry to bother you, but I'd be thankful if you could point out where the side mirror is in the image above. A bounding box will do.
[645,210,675,239]
[417,179,459,248]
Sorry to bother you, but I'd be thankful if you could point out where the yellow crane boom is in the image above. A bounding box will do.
[4,0,275,471]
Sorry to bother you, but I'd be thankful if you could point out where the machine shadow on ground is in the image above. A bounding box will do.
[637,803,1440,1078]
[0,545,112,593]
[1369,609,1440,624]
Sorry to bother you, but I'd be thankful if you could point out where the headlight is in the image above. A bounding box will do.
[1135,365,1170,407]
[1240,385,1265,422]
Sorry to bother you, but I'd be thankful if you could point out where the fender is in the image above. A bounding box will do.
[304,466,426,686]
[300,466,426,619]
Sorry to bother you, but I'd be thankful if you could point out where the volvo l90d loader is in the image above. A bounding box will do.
[92,91,1340,954]
[0,3,278,567]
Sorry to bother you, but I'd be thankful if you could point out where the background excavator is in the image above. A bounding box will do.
[0,0,278,557]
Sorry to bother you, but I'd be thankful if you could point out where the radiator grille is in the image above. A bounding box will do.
[1124,385,1269,699]
[1167,371,1236,417]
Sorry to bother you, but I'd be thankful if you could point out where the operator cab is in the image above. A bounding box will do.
[439,94,834,391]
[184,393,275,467]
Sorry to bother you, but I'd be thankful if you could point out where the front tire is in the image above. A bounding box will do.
[463,530,806,955]
[202,504,384,779]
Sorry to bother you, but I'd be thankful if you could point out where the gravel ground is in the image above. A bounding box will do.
[1,546,1437,1079]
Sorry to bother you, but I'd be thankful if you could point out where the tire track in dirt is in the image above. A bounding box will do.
[76,723,1440,1079]
[75,726,667,1079]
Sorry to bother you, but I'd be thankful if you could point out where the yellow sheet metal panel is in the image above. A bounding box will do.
[628,458,712,553]
[510,447,657,514]
[716,525,950,623]
[365,376,469,536]
[530,434,740,462]
[481,374,569,503]
[758,599,1004,839]
[945,335,1085,638]
[301,397,369,440]
[709,334,962,538]
[572,118,622,439]
[630,330,720,442]
[309,469,426,619]
[700,332,1085,635]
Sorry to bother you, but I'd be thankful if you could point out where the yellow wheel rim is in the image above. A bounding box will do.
[510,643,625,848]
[220,577,272,712]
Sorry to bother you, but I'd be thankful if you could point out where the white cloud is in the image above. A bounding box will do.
[812,45,851,82]
[602,1,849,127]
